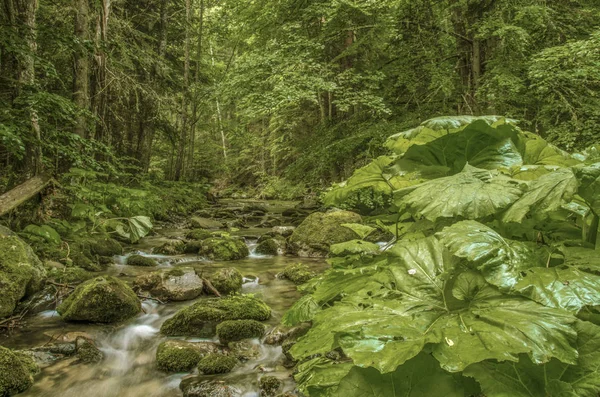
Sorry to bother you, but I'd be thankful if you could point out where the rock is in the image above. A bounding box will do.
[241,204,267,215]
[281,208,308,218]
[89,238,123,257]
[57,276,141,323]
[185,229,213,241]
[154,240,185,255]
[160,295,271,337]
[216,320,266,344]
[190,217,225,230]
[254,239,279,256]
[76,336,103,363]
[287,210,362,257]
[44,331,93,344]
[0,346,38,396]
[180,378,239,397]
[199,237,249,261]
[126,254,157,267]
[210,268,243,295]
[156,340,219,372]
[226,219,247,229]
[226,340,260,361]
[197,353,237,374]
[134,267,203,302]
[279,264,315,285]
[259,376,282,397]
[264,323,311,345]
[0,233,47,318]
[271,226,295,237]
[48,267,92,284]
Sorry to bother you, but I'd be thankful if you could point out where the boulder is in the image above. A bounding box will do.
[160,295,271,337]
[134,267,203,302]
[254,239,279,256]
[190,217,225,230]
[180,379,239,397]
[271,226,295,237]
[216,320,266,344]
[75,336,103,363]
[185,229,213,241]
[200,237,249,261]
[197,353,237,374]
[154,240,185,255]
[48,267,92,284]
[259,376,282,397]
[210,268,243,295]
[226,340,260,361]
[57,276,141,323]
[126,254,157,267]
[0,233,46,318]
[279,263,315,285]
[287,210,362,257]
[89,238,123,257]
[0,346,39,396]
[156,340,220,372]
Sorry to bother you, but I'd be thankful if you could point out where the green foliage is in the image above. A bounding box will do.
[286,118,600,396]
[21,224,61,245]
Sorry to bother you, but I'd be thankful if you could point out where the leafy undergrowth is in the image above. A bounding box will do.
[286,116,600,396]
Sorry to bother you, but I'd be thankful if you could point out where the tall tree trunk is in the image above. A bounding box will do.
[210,44,227,161]
[174,0,191,181]
[188,0,204,180]
[91,0,110,143]
[14,0,42,175]
[73,0,90,138]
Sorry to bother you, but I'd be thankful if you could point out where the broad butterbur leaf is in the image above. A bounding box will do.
[329,240,380,257]
[340,223,376,240]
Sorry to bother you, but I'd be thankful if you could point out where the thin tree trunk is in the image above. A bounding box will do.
[91,0,110,143]
[188,0,204,180]
[174,0,191,181]
[73,0,90,138]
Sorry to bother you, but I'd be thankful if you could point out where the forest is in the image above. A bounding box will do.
[1,0,600,396]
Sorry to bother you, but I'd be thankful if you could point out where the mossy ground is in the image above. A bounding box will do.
[210,268,243,295]
[48,267,92,284]
[197,353,238,374]
[160,295,271,337]
[127,254,157,267]
[58,276,141,323]
[216,320,266,344]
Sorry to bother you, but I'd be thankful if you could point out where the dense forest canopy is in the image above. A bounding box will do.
[1,0,599,195]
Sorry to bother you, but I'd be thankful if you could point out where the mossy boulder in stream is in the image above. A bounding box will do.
[160,295,271,337]
[0,346,39,396]
[134,267,203,301]
[89,238,123,257]
[154,240,185,255]
[287,210,362,257]
[197,353,237,374]
[156,340,219,372]
[255,238,279,255]
[185,229,213,241]
[279,263,315,285]
[126,254,157,267]
[199,237,249,261]
[259,376,282,397]
[210,267,243,295]
[0,233,47,318]
[216,320,266,344]
[57,276,141,323]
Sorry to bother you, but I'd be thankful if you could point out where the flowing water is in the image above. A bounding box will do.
[1,200,327,397]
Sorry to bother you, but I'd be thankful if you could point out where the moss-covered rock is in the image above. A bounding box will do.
[156,340,218,372]
[160,295,271,337]
[89,238,123,257]
[180,379,238,397]
[0,346,38,396]
[287,210,362,257]
[255,239,279,256]
[134,267,203,301]
[154,240,185,255]
[196,353,237,374]
[47,267,92,284]
[0,234,47,318]
[216,320,265,344]
[126,254,157,267]
[264,323,311,345]
[185,229,213,241]
[199,237,249,261]
[75,336,103,363]
[57,276,141,323]
[259,376,282,397]
[190,217,224,230]
[279,263,315,285]
[210,267,243,295]
[226,340,260,361]
[183,240,203,254]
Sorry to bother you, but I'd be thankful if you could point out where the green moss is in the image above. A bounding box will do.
[0,234,46,318]
[127,254,157,267]
[48,267,92,284]
[199,237,249,261]
[210,268,243,295]
[76,337,103,363]
[57,276,141,323]
[216,320,265,344]
[185,229,213,241]
[281,263,315,285]
[288,211,362,256]
[167,268,186,277]
[197,353,237,374]
[0,346,37,396]
[89,238,123,257]
[156,340,204,372]
[183,240,203,254]
[255,239,279,256]
[154,240,185,255]
[160,295,271,337]
[259,376,282,397]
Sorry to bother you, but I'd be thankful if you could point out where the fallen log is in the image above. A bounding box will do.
[0,175,52,216]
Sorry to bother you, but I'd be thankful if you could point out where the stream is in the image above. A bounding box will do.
[1,200,326,396]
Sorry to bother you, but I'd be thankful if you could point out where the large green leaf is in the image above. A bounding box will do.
[295,358,354,397]
[282,295,321,326]
[503,168,579,223]
[465,321,600,397]
[437,221,545,290]
[22,224,61,245]
[523,136,580,167]
[291,238,578,374]
[333,353,470,397]
[574,163,600,213]
[395,165,524,222]
[329,240,380,257]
